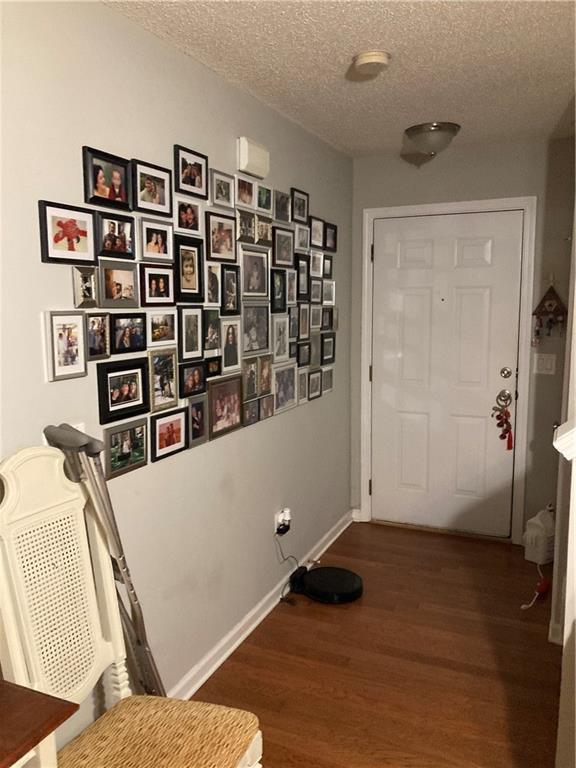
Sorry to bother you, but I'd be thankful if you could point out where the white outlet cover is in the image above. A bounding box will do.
[533,353,556,375]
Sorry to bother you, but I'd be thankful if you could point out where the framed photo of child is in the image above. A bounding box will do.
[83,146,132,211]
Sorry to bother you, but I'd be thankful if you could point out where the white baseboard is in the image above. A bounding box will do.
[168,509,354,700]
[549,621,564,646]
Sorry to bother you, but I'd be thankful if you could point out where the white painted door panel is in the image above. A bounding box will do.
[371,211,524,536]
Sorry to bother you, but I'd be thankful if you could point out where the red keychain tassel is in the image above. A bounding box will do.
[507,429,514,450]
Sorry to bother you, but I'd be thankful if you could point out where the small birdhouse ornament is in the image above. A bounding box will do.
[532,285,567,345]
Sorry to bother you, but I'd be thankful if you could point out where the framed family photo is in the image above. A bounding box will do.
[151,408,189,462]
[310,332,322,369]
[322,366,334,393]
[310,250,324,278]
[273,227,294,268]
[298,366,309,403]
[206,212,236,262]
[110,313,147,355]
[174,144,208,199]
[310,278,323,304]
[95,212,135,259]
[39,201,96,266]
[241,246,268,298]
[85,313,110,361]
[321,331,336,365]
[103,418,147,480]
[243,400,259,427]
[174,195,203,236]
[237,208,256,244]
[139,263,175,307]
[210,169,235,209]
[243,303,269,355]
[98,260,138,308]
[255,216,273,247]
[288,305,299,339]
[208,375,243,440]
[221,265,241,315]
[259,394,274,420]
[140,218,173,262]
[310,304,322,331]
[286,269,297,306]
[236,175,255,209]
[324,222,338,252]
[147,310,177,348]
[321,306,333,331]
[97,357,150,424]
[259,354,272,396]
[178,306,203,361]
[295,224,310,253]
[298,303,310,340]
[72,266,97,309]
[308,369,322,400]
[132,159,172,217]
[242,357,259,401]
[205,262,221,307]
[205,356,222,379]
[323,253,333,278]
[174,235,204,304]
[45,311,87,382]
[271,269,287,314]
[309,216,325,248]
[273,362,297,414]
[149,347,178,412]
[298,341,311,368]
[296,254,309,300]
[323,279,336,306]
[83,147,131,210]
[189,395,209,446]
[179,360,206,397]
[221,317,241,373]
[290,188,309,224]
[272,315,289,362]
[274,190,291,223]
[204,308,221,356]
[256,183,273,215]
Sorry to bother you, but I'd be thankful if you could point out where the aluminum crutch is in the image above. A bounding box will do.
[44,423,166,697]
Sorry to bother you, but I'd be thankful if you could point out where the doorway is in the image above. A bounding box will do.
[360,198,536,542]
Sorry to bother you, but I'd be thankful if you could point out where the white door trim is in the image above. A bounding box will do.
[360,197,537,544]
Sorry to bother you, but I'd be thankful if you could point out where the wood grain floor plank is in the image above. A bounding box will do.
[194,523,561,767]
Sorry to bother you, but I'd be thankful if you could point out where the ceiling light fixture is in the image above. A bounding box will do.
[404,122,461,157]
[352,51,391,78]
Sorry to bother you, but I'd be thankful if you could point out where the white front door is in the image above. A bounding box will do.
[371,210,524,537]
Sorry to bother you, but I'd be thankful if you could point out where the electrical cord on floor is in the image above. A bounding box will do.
[520,563,551,610]
[274,533,299,605]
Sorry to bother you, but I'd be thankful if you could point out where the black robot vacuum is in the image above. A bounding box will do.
[289,565,363,604]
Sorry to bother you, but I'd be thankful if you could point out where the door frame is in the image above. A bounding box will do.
[360,197,537,544]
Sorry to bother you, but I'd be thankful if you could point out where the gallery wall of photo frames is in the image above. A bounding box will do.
[40,144,339,479]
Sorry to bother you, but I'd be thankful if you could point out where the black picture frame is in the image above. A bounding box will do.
[189,395,209,446]
[82,146,132,211]
[308,369,323,400]
[290,187,309,224]
[204,308,221,355]
[103,417,148,480]
[150,408,190,462]
[131,159,173,217]
[39,200,96,266]
[321,332,336,365]
[271,269,287,314]
[237,209,256,244]
[139,263,175,307]
[324,222,338,253]
[97,357,150,425]
[174,234,204,303]
[289,341,298,359]
[310,278,323,304]
[296,254,310,301]
[110,312,147,355]
[173,144,209,200]
[323,253,333,278]
[243,399,259,427]
[298,341,311,367]
[178,360,207,398]
[205,356,222,379]
[85,313,110,361]
[272,226,294,268]
[95,211,135,260]
[221,265,241,316]
[321,307,333,332]
[274,190,291,223]
[208,375,243,440]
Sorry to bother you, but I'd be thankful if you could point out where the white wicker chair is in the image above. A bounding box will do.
[0,447,262,768]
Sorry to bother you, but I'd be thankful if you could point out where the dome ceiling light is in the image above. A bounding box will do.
[404,122,461,157]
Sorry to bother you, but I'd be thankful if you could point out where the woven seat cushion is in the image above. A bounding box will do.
[57,695,260,768]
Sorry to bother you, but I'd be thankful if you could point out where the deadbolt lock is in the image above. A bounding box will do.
[500,367,512,379]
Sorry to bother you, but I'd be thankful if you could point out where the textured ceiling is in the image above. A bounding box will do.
[108,0,575,156]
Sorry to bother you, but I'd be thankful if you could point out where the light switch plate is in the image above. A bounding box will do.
[533,353,556,375]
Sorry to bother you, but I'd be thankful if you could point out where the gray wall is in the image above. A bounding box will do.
[352,137,575,521]
[0,0,352,717]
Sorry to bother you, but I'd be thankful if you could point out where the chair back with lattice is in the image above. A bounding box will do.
[0,447,131,766]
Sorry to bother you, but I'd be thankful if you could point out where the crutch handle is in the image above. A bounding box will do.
[43,424,104,457]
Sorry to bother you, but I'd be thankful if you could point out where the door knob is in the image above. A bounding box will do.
[500,367,512,379]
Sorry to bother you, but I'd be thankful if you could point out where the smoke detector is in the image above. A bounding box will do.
[352,51,391,78]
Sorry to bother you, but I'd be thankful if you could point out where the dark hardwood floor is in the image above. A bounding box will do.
[194,523,562,767]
